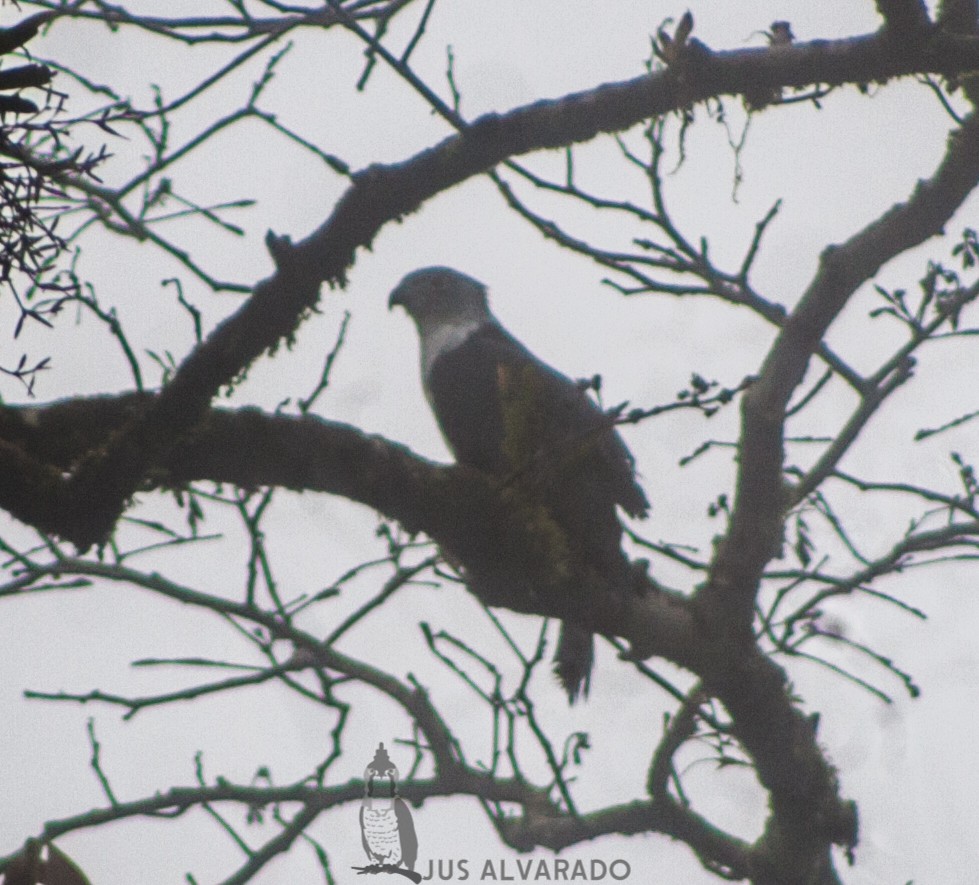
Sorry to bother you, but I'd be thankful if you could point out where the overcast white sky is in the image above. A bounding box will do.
[1,2,978,883]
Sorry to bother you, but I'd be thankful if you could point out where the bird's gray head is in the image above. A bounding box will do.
[388,266,491,330]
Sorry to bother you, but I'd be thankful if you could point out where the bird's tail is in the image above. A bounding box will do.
[554,623,594,703]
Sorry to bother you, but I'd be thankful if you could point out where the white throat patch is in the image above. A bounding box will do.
[419,317,485,380]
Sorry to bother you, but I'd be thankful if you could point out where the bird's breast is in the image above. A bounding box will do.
[419,319,484,379]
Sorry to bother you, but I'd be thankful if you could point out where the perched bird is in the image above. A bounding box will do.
[360,743,418,875]
[389,267,649,701]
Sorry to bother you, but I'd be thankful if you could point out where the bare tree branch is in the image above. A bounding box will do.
[704,108,979,624]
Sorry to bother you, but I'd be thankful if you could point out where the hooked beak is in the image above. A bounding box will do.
[388,284,407,311]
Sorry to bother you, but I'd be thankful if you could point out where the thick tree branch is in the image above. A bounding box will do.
[498,798,753,878]
[0,395,699,668]
[12,22,979,552]
[657,102,979,885]
[703,108,979,625]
